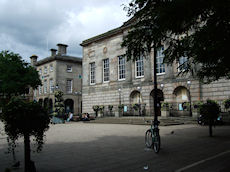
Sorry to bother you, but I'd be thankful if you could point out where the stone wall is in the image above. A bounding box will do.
[82,28,230,116]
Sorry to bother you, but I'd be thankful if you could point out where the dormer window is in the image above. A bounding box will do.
[67,65,72,72]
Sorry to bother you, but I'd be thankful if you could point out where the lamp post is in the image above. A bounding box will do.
[118,88,121,116]
[187,80,192,116]
[137,86,142,116]
[153,46,159,126]
[75,91,82,115]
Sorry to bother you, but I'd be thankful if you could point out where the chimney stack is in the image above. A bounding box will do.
[57,43,68,55]
[50,48,57,56]
[30,55,38,67]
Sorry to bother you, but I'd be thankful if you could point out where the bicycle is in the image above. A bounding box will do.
[145,120,161,153]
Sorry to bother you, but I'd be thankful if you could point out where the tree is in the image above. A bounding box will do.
[53,90,65,116]
[0,50,48,172]
[1,97,50,172]
[200,100,220,137]
[0,51,41,98]
[122,0,230,82]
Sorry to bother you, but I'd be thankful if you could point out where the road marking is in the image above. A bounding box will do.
[175,150,230,172]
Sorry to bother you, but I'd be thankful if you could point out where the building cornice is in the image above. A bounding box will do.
[35,55,82,66]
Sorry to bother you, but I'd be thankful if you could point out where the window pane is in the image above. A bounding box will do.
[156,46,165,74]
[90,62,95,84]
[66,80,72,93]
[118,56,126,80]
[136,56,144,77]
[103,59,110,82]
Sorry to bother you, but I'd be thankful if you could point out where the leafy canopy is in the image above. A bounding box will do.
[122,0,230,82]
[1,97,50,152]
[0,50,41,97]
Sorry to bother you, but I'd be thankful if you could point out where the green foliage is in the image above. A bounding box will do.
[193,101,204,111]
[0,51,41,97]
[0,97,50,152]
[200,100,220,122]
[182,102,190,110]
[223,99,230,110]
[132,103,140,111]
[99,105,105,112]
[54,90,64,116]
[161,102,169,111]
[92,105,99,112]
[108,105,113,111]
[118,104,124,110]
[122,0,230,82]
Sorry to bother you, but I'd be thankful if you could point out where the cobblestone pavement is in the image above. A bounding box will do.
[0,122,230,172]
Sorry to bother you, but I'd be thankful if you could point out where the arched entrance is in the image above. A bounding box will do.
[48,99,53,113]
[64,99,74,114]
[38,99,43,106]
[172,86,190,116]
[130,90,143,116]
[44,98,49,109]
[150,89,164,116]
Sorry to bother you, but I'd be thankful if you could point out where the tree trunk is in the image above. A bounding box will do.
[209,124,213,137]
[24,132,31,172]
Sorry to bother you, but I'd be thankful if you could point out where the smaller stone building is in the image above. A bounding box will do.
[30,44,82,114]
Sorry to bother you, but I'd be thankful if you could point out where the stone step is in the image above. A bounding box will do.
[86,116,197,126]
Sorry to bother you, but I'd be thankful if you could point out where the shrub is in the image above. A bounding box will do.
[161,102,169,111]
[118,104,124,110]
[92,105,99,112]
[200,100,220,137]
[99,105,104,112]
[132,103,140,111]
[108,105,113,111]
[223,99,230,110]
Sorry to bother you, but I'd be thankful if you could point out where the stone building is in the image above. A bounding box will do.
[30,43,82,114]
[80,22,230,117]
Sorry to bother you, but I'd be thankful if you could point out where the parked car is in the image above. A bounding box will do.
[197,114,223,125]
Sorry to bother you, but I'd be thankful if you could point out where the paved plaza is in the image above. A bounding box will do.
[0,122,230,172]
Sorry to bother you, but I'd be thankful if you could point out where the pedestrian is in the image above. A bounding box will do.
[67,112,73,122]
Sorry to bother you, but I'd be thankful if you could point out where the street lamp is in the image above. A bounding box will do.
[160,84,164,89]
[118,88,121,116]
[187,80,192,116]
[75,91,82,115]
[137,86,142,116]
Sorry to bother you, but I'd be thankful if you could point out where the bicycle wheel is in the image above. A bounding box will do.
[153,134,161,153]
[145,129,153,148]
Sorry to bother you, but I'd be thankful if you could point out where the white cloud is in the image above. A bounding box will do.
[0,0,130,62]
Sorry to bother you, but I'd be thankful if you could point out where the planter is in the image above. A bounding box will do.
[192,111,200,118]
[98,111,104,117]
[161,110,170,117]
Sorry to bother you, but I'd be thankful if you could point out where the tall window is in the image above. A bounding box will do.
[49,79,54,93]
[44,66,48,74]
[136,56,144,77]
[90,62,95,84]
[178,56,188,72]
[38,86,42,95]
[103,58,110,82]
[39,69,42,75]
[50,64,53,72]
[156,46,165,74]
[67,65,72,72]
[66,79,73,93]
[44,80,47,94]
[118,56,126,80]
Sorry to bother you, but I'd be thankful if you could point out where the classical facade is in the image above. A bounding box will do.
[81,23,230,117]
[30,44,82,114]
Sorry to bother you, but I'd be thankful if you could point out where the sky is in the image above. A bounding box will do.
[0,0,130,62]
